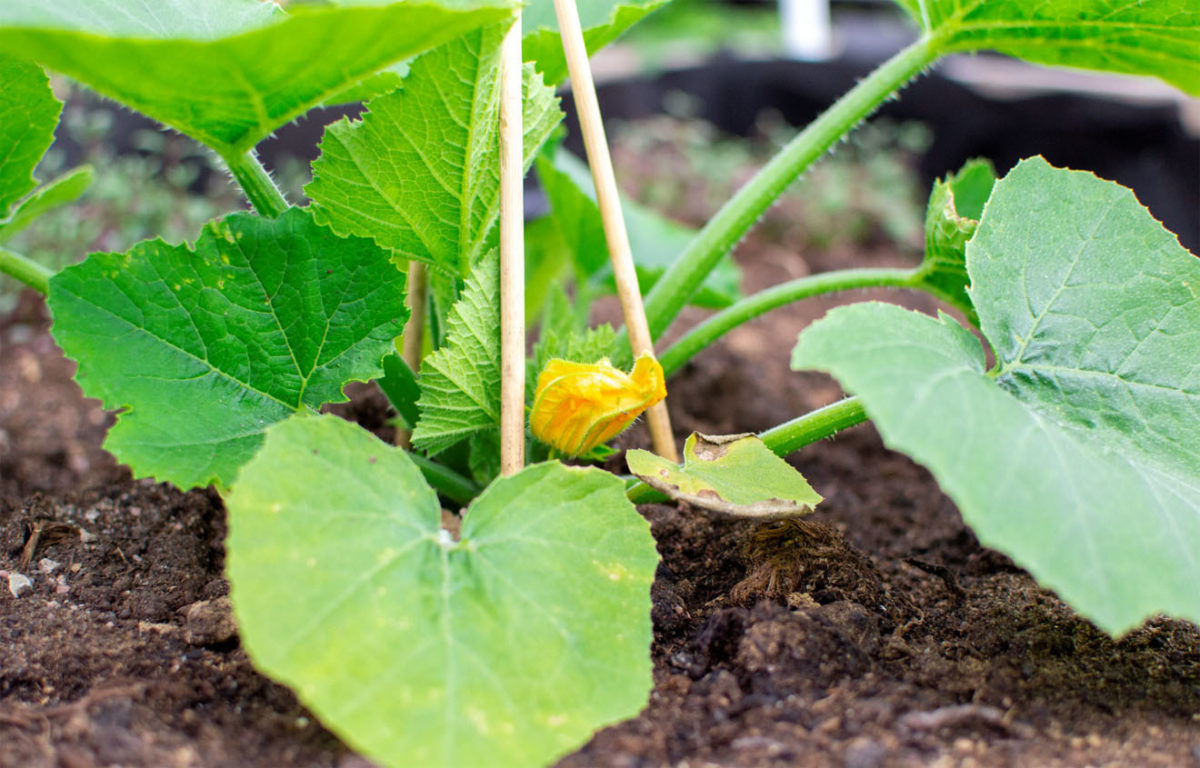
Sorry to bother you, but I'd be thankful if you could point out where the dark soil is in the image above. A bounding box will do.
[3,189,1199,767]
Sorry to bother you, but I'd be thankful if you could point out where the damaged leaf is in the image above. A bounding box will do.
[627,433,822,519]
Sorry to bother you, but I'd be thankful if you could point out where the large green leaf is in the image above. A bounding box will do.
[226,414,657,768]
[323,0,668,107]
[792,158,1200,633]
[307,24,561,292]
[892,0,1199,94]
[0,54,60,216]
[0,0,516,157]
[523,0,668,86]
[47,208,407,489]
[411,251,501,456]
[329,0,668,106]
[536,145,741,310]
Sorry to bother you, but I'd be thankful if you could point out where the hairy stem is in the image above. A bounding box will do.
[625,397,869,504]
[0,248,52,295]
[224,150,290,218]
[631,36,939,344]
[660,268,916,376]
[757,396,868,455]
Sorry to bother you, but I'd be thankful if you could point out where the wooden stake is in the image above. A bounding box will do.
[551,0,678,462]
[498,17,526,476]
[395,261,428,449]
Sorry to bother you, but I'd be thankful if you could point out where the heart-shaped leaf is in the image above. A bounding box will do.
[48,208,407,489]
[793,157,1200,633]
[0,0,515,157]
[893,0,1199,95]
[226,414,658,768]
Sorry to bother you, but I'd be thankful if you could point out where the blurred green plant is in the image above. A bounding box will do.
[0,85,241,312]
[613,103,930,251]
[618,0,782,67]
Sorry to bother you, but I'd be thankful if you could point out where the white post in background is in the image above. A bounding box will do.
[781,0,833,60]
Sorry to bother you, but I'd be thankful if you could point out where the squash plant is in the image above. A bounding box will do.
[0,1,1198,766]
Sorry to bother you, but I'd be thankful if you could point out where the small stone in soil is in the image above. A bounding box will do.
[183,596,237,646]
[8,571,32,598]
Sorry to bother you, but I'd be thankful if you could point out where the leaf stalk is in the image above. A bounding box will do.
[0,248,52,295]
[224,150,290,219]
[660,267,917,376]
[633,35,940,343]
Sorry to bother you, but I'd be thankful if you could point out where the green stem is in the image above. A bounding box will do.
[224,150,290,218]
[0,248,52,295]
[660,267,916,376]
[634,36,939,344]
[409,453,481,506]
[757,396,868,456]
[625,397,869,504]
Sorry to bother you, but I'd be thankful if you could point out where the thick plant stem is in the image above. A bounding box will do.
[553,0,678,461]
[410,454,481,506]
[635,36,940,342]
[395,261,428,449]
[498,17,526,476]
[660,267,916,376]
[0,248,52,295]
[625,397,868,504]
[224,149,290,218]
[757,396,868,456]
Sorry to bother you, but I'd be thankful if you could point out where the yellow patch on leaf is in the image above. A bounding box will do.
[530,353,667,456]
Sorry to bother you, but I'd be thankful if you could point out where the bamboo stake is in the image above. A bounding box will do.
[551,0,679,462]
[395,261,428,449]
[498,17,526,476]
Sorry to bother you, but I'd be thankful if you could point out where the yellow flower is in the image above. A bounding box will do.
[530,353,667,456]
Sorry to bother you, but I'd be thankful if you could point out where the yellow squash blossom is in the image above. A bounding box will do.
[530,353,667,456]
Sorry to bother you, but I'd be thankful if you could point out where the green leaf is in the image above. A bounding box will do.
[628,432,822,519]
[0,54,60,216]
[523,0,669,86]
[322,62,409,108]
[530,314,620,401]
[0,0,516,157]
[47,208,407,489]
[226,414,657,768]
[0,165,93,244]
[792,158,1200,632]
[378,351,421,432]
[411,251,501,456]
[537,145,741,310]
[523,215,574,322]
[307,24,561,289]
[320,0,668,106]
[910,159,995,325]
[467,428,502,487]
[895,0,1200,95]
[534,321,620,374]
